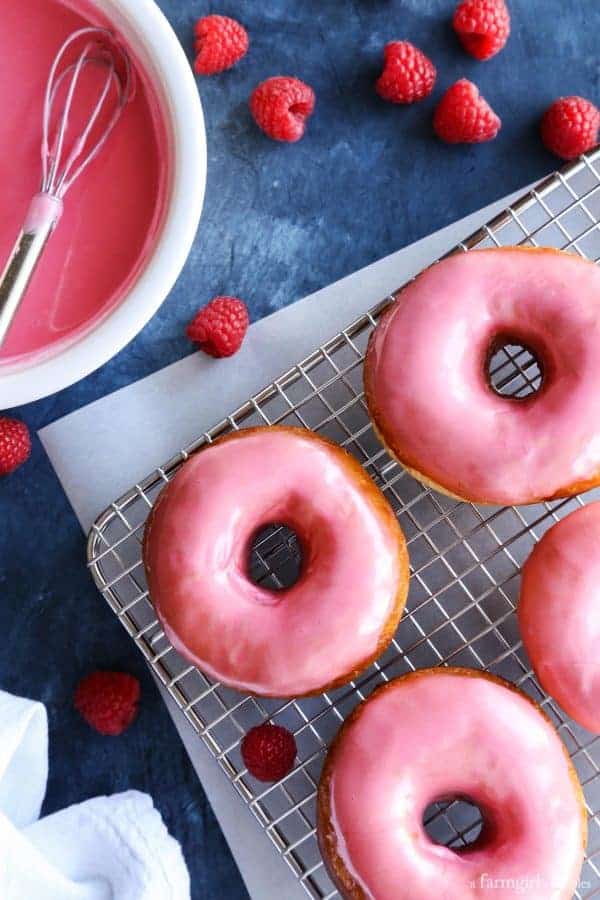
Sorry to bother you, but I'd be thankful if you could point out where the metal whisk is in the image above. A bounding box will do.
[0,27,132,349]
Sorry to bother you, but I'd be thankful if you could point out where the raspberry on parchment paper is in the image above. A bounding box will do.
[241,723,297,783]
[187,296,250,358]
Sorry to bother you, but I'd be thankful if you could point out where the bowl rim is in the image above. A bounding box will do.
[0,0,206,409]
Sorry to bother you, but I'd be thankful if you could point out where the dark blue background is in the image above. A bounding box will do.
[1,2,598,897]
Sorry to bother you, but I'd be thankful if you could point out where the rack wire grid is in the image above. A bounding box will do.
[89,148,600,900]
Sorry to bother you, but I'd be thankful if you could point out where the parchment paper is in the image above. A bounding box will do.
[40,185,529,899]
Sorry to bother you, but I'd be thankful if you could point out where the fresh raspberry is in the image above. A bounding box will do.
[74,671,140,736]
[241,724,297,782]
[194,15,249,75]
[453,0,510,61]
[434,79,501,144]
[0,417,31,476]
[250,76,315,143]
[186,296,249,358]
[541,96,600,161]
[375,41,436,104]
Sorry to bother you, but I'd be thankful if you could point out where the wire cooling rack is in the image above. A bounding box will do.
[89,149,600,900]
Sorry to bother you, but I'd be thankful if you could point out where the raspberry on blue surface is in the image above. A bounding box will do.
[0,417,31,476]
[250,76,315,143]
[453,0,511,61]
[194,15,249,75]
[434,79,501,144]
[375,41,437,105]
[541,96,600,160]
[74,671,140,736]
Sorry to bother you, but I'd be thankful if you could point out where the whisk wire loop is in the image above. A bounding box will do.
[0,26,132,348]
[42,27,131,200]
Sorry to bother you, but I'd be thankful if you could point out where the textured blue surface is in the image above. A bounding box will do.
[1,2,599,898]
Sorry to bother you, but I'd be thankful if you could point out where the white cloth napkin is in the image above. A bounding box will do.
[0,690,190,900]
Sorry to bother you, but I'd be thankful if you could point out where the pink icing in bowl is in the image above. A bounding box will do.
[0,0,205,406]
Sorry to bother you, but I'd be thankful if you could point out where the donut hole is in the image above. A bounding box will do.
[422,796,485,851]
[247,523,304,591]
[486,337,544,399]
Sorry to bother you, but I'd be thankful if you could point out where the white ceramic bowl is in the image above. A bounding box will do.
[0,0,206,409]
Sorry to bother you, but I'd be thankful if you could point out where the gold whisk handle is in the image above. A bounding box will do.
[0,194,63,349]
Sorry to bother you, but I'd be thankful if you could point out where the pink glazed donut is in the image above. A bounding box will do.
[143,426,409,697]
[519,502,600,733]
[365,247,600,505]
[318,668,587,900]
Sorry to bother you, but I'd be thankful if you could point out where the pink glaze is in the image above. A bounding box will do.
[0,0,169,365]
[323,670,585,899]
[143,428,406,698]
[519,502,600,733]
[366,249,600,505]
